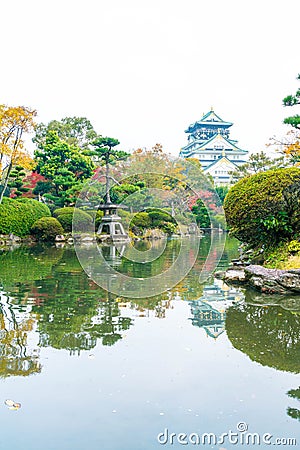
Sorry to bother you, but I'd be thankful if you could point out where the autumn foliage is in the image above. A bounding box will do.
[0,105,37,203]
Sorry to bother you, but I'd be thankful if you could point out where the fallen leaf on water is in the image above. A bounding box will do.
[5,399,21,410]
[9,404,21,411]
[5,400,15,407]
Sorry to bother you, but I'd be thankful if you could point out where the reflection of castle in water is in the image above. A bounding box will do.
[189,279,243,339]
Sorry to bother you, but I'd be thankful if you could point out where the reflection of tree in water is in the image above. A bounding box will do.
[118,238,182,278]
[119,291,174,319]
[83,296,132,347]
[0,246,134,356]
[226,303,300,373]
[0,245,63,289]
[31,270,133,353]
[0,245,174,357]
[0,237,239,361]
[287,387,300,422]
[173,235,239,301]
[0,245,65,378]
[0,295,41,378]
[226,301,300,423]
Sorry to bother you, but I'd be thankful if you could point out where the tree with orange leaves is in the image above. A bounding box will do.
[270,129,300,166]
[0,105,36,204]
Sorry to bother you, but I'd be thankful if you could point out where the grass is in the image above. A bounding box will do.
[264,240,300,269]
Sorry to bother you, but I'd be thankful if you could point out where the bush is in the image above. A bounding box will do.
[53,207,77,217]
[130,209,177,235]
[131,212,151,229]
[54,207,93,232]
[31,217,64,241]
[224,168,300,247]
[77,208,105,229]
[160,222,177,235]
[147,208,176,226]
[0,198,51,236]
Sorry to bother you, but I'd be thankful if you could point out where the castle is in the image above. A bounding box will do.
[180,109,248,184]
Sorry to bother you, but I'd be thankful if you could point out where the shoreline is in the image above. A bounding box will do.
[217,261,300,295]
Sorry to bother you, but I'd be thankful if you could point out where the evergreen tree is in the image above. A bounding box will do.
[283,74,300,130]
[90,136,128,203]
[34,131,94,206]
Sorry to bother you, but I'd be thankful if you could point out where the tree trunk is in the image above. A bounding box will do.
[0,126,23,205]
[105,153,111,204]
[0,160,13,204]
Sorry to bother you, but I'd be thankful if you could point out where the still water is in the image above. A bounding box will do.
[0,236,299,449]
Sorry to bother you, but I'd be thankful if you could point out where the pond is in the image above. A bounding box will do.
[0,235,299,449]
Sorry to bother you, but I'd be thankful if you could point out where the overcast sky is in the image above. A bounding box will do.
[1,0,299,156]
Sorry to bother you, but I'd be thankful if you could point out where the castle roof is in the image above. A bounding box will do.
[185,109,233,134]
[203,155,239,172]
[181,132,248,155]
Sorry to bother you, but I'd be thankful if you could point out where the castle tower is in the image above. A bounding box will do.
[180,109,248,184]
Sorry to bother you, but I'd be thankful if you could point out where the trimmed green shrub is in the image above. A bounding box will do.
[75,208,105,229]
[224,168,300,247]
[131,212,151,229]
[129,209,178,235]
[55,208,93,232]
[56,214,74,232]
[0,198,51,236]
[31,217,64,241]
[147,208,176,226]
[53,207,77,217]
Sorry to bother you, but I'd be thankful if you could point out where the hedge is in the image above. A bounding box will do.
[129,208,178,235]
[31,217,64,241]
[0,198,51,237]
[131,212,151,229]
[147,208,176,226]
[54,207,93,232]
[224,168,300,247]
[53,207,79,217]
